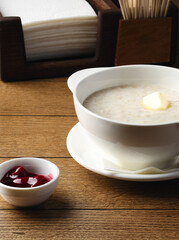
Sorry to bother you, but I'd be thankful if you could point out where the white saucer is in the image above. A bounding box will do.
[66,123,179,182]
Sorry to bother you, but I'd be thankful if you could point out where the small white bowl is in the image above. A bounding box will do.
[0,157,60,207]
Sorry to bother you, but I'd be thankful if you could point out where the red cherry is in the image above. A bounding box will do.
[0,166,52,188]
[13,177,30,187]
[32,175,51,187]
[10,166,28,178]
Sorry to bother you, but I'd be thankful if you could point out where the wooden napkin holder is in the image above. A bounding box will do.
[0,0,119,81]
[115,2,178,66]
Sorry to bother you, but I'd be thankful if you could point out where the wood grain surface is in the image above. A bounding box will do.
[0,75,178,239]
[0,78,75,115]
[0,2,178,239]
[0,210,178,240]
[0,157,178,211]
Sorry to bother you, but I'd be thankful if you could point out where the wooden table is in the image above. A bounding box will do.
[0,71,178,239]
[1,1,179,235]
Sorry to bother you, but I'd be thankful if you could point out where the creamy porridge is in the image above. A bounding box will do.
[83,84,179,124]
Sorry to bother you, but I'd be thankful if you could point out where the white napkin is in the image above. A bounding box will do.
[0,0,97,61]
[103,155,179,175]
[0,0,97,26]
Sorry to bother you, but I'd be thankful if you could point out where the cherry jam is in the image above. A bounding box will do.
[0,166,52,188]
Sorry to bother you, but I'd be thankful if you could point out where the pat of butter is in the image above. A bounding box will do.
[142,91,169,111]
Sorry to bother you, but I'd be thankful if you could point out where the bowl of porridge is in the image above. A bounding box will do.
[68,65,179,171]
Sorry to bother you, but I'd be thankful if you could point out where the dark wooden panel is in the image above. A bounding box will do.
[0,0,120,81]
[115,2,178,66]
[116,17,172,65]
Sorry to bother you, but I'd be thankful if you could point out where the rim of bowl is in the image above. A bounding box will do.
[74,65,179,127]
[0,157,60,191]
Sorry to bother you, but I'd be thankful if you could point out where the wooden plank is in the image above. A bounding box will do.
[0,116,77,157]
[0,158,178,210]
[0,78,76,115]
[0,210,178,239]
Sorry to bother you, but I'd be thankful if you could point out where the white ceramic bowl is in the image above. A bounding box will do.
[68,65,179,171]
[0,157,60,207]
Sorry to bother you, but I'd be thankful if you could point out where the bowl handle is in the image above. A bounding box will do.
[67,67,109,93]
